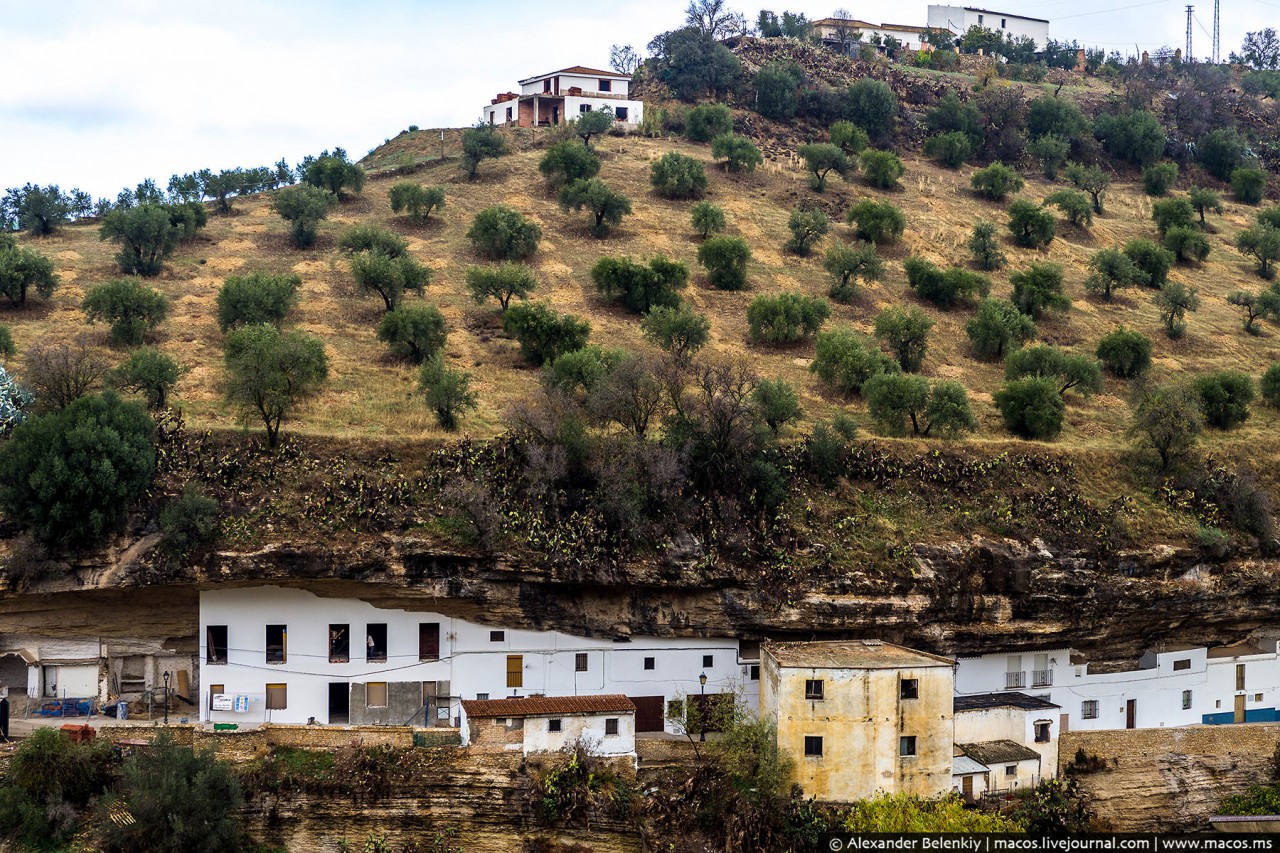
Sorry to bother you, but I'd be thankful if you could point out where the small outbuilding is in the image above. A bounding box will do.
[460,694,637,756]
[956,739,1043,793]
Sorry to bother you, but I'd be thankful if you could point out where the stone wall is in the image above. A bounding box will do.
[104,723,425,758]
[1059,724,1280,831]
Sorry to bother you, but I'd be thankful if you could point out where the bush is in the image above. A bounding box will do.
[1194,370,1256,429]
[1011,262,1070,319]
[0,391,155,546]
[461,124,509,179]
[923,92,981,144]
[967,221,1006,271]
[0,325,11,360]
[864,374,977,438]
[1164,226,1211,263]
[711,134,763,172]
[419,355,477,430]
[798,143,851,192]
[966,298,1036,361]
[824,241,883,302]
[1124,239,1175,287]
[388,182,445,222]
[502,302,590,365]
[1007,200,1056,248]
[860,149,904,189]
[1094,110,1165,168]
[542,345,618,396]
[467,204,542,260]
[1063,162,1110,214]
[1189,187,1224,226]
[1130,383,1204,471]
[650,152,708,199]
[1154,281,1201,338]
[690,201,726,239]
[1233,168,1270,205]
[559,178,632,237]
[1029,134,1071,179]
[784,208,830,255]
[1236,225,1280,278]
[538,142,600,190]
[573,108,616,147]
[810,327,898,394]
[755,62,802,120]
[159,483,219,557]
[830,120,870,157]
[1096,327,1153,378]
[845,79,897,144]
[23,340,108,411]
[465,262,535,312]
[752,378,801,436]
[270,185,334,248]
[1027,96,1090,143]
[1044,190,1093,228]
[300,151,365,198]
[1198,128,1244,180]
[1004,344,1103,398]
[377,303,448,362]
[924,132,973,168]
[903,257,989,309]
[99,204,183,275]
[591,255,688,313]
[686,104,733,142]
[215,272,299,332]
[697,235,751,290]
[111,347,182,409]
[350,249,431,311]
[0,727,114,848]
[1152,198,1196,234]
[970,162,1024,200]
[994,377,1066,439]
[642,303,710,362]
[1143,162,1179,196]
[1262,363,1280,407]
[746,292,830,344]
[0,239,60,307]
[874,305,933,372]
[81,278,169,346]
[809,414,859,485]
[338,224,409,258]
[1085,247,1149,301]
[224,324,328,447]
[846,199,905,243]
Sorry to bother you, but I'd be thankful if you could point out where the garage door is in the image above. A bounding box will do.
[47,665,98,698]
[629,695,665,732]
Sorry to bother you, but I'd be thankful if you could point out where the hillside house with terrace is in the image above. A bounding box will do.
[482,66,643,128]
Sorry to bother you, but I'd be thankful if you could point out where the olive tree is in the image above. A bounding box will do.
[641,303,710,362]
[350,250,431,311]
[223,324,329,447]
[798,143,851,192]
[1129,383,1203,471]
[538,142,601,189]
[824,241,883,302]
[966,298,1036,361]
[270,185,334,248]
[216,272,300,331]
[690,201,726,239]
[111,347,183,409]
[558,178,633,237]
[784,208,830,256]
[467,205,542,260]
[81,278,169,345]
[378,304,448,363]
[0,238,59,307]
[1084,248,1148,301]
[461,124,509,179]
[465,263,536,312]
[873,305,933,372]
[389,182,445,222]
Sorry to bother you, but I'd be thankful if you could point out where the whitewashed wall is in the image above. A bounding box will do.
[520,712,636,756]
[926,5,1050,48]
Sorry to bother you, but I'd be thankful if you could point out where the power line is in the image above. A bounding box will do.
[1055,0,1178,21]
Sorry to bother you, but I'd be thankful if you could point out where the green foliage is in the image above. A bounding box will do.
[650,152,708,199]
[690,201,726,239]
[573,108,616,147]
[1096,327,1153,378]
[873,305,933,372]
[846,199,905,243]
[502,302,590,365]
[1234,168,1270,206]
[1262,363,1280,407]
[1094,110,1165,167]
[994,377,1066,439]
[388,182,445,222]
[746,292,830,344]
[1130,383,1204,471]
[0,391,155,546]
[864,373,977,438]
[2,183,74,236]
[465,262,535,312]
[467,205,542,260]
[924,132,973,169]
[543,345,619,396]
[810,327,899,395]
[1009,779,1094,836]
[824,240,883,302]
[966,298,1036,361]
[301,151,365,198]
[1228,289,1278,334]
[81,277,169,346]
[216,272,300,332]
[923,92,981,145]
[1198,128,1245,180]
[860,149,904,189]
[0,325,12,360]
[338,224,409,258]
[842,793,1023,832]
[808,415,857,485]
[591,255,688,313]
[270,185,334,248]
[711,134,763,172]
[798,143,851,192]
[1143,162,1179,196]
[903,256,990,309]
[829,120,870,157]
[784,208,830,255]
[685,104,733,142]
[1194,370,1256,429]
[1189,187,1224,225]
[1154,281,1201,338]
[224,324,328,447]
[1028,134,1071,179]
[111,347,183,409]
[377,304,448,363]
[419,355,477,431]
[1027,96,1090,143]
[697,235,751,290]
[0,239,60,307]
[1124,239,1176,287]
[1011,262,1070,319]
[1085,247,1148,301]
[559,178,632,237]
[754,62,803,120]
[1236,225,1280,278]
[1063,162,1111,214]
[0,727,114,849]
[159,483,220,557]
[99,203,183,275]
[350,250,431,312]
[1005,344,1103,398]
[1044,190,1093,228]
[1221,781,1280,817]
[1164,225,1211,263]
[649,27,743,101]
[641,303,710,362]
[967,221,1006,271]
[752,378,801,435]
[538,141,601,191]
[461,124,509,179]
[844,79,898,144]
[970,162,1024,200]
[1007,200,1055,248]
[1152,198,1196,234]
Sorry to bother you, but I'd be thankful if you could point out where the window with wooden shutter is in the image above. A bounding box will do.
[419,623,440,661]
[367,682,388,708]
[506,655,523,688]
[266,683,287,710]
[266,626,286,664]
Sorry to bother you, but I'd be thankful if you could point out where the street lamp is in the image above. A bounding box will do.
[698,672,707,743]
[162,672,170,726]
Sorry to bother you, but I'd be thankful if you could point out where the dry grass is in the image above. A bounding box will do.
[5,131,1280,456]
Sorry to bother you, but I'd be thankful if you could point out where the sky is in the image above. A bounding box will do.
[2,0,1276,199]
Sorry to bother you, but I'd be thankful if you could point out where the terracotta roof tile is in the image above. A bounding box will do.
[765,640,954,669]
[461,694,636,718]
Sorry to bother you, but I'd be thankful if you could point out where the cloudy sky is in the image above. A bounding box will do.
[2,0,1274,199]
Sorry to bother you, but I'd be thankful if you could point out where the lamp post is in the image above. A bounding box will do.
[162,672,170,726]
[698,672,707,743]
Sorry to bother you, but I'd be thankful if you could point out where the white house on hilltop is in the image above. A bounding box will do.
[812,17,946,54]
[460,693,636,756]
[482,66,643,128]
[926,6,1050,49]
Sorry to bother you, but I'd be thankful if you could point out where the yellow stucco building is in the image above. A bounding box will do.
[761,639,955,802]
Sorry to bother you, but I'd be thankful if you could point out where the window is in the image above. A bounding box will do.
[490,630,505,643]
[1006,764,1017,777]
[1237,664,1246,691]
[1182,690,1193,710]
[329,624,350,663]
[477,693,489,700]
[750,665,760,681]
[702,655,714,668]
[365,624,387,663]
[506,655,523,688]
[579,104,590,113]
[419,623,440,661]
[977,14,983,24]
[266,625,286,664]
[643,657,655,671]
[1001,18,1007,28]
[206,626,227,664]
[548,719,562,732]
[615,107,628,121]
[899,736,917,757]
[804,735,823,757]
[1034,721,1051,743]
[505,106,512,121]
[543,79,551,92]
[605,717,619,735]
[367,682,388,708]
[1256,693,1265,702]
[266,683,287,710]
[1216,700,1222,709]
[1173,658,1191,671]
[900,678,919,700]
[599,79,612,92]
[804,679,825,700]
[1082,700,1099,719]
[575,653,588,672]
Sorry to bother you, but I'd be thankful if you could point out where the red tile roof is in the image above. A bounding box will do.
[462,694,636,718]
[519,67,629,85]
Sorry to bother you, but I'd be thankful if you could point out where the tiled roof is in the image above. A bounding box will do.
[519,67,628,84]
[765,640,954,669]
[461,694,636,718]
[954,692,1060,712]
[958,740,1042,766]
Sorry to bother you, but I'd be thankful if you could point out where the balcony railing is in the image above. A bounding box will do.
[1032,670,1053,688]
[1005,671,1027,689]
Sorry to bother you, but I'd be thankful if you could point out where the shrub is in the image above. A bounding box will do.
[1190,187,1224,226]
[874,305,933,372]
[845,79,897,143]
[1007,200,1056,248]
[864,373,977,438]
[1130,383,1204,471]
[924,132,973,168]
[573,108,616,147]
[860,149,904,189]
[798,143,851,192]
[1085,247,1149,300]
[809,415,858,485]
[1096,327,1153,378]
[1164,226,1211,263]
[686,104,733,142]
[1198,128,1245,180]
[1124,239,1175,287]
[1063,162,1111,214]
[559,178,632,237]
[1094,110,1165,168]
[338,224,409,258]
[903,257,989,309]
[711,134,763,172]
[690,201,726,239]
[824,241,883,302]
[923,92,981,144]
[350,250,431,311]
[538,142,601,190]
[301,151,365,197]
[1004,344,1103,398]
[461,124,509,179]
[1029,134,1071,179]
[1236,225,1280,278]
[1261,207,1280,229]
[591,255,688,313]
[23,341,108,411]
[111,347,182,409]
[846,199,905,243]
[967,221,1006,271]
[650,152,708,199]
[755,62,803,120]
[1154,281,1201,338]
[419,355,477,430]
[966,298,1036,361]
[1027,96,1089,143]
[81,278,169,345]
[1011,262,1070,319]
[1194,370,1256,429]
[810,327,898,394]
[829,120,870,156]
[1143,162,1179,196]
[1152,198,1196,234]
[0,391,155,546]
[465,262,535,312]
[785,208,831,256]
[159,484,219,557]
[467,205,542,260]
[697,235,751,290]
[224,324,328,447]
[377,303,448,362]
[0,727,114,848]
[0,325,12,360]
[642,303,710,362]
[270,184,334,248]
[970,162,1024,200]
[752,378,801,436]
[502,302,590,365]
[1262,363,1280,407]
[388,182,445,222]
[0,239,60,307]
[215,272,300,332]
[994,377,1066,439]
[99,204,182,275]
[747,292,830,344]
[1044,190,1093,228]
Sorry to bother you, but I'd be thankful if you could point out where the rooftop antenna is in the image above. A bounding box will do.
[1212,0,1221,63]
[1186,5,1194,60]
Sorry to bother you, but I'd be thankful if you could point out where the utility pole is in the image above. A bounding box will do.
[1212,0,1221,63]
[1186,5,1194,61]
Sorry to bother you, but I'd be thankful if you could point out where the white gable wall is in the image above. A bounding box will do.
[926,5,1050,49]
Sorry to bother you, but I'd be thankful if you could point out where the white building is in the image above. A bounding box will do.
[460,694,636,756]
[954,740,1044,794]
[926,6,1050,49]
[812,17,945,54]
[481,66,643,129]
[198,586,756,731]
[954,692,1059,796]
[0,634,194,709]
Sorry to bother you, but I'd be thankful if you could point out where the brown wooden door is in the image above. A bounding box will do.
[630,696,665,732]
[962,775,974,803]
[1235,694,1246,723]
[1126,699,1136,728]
